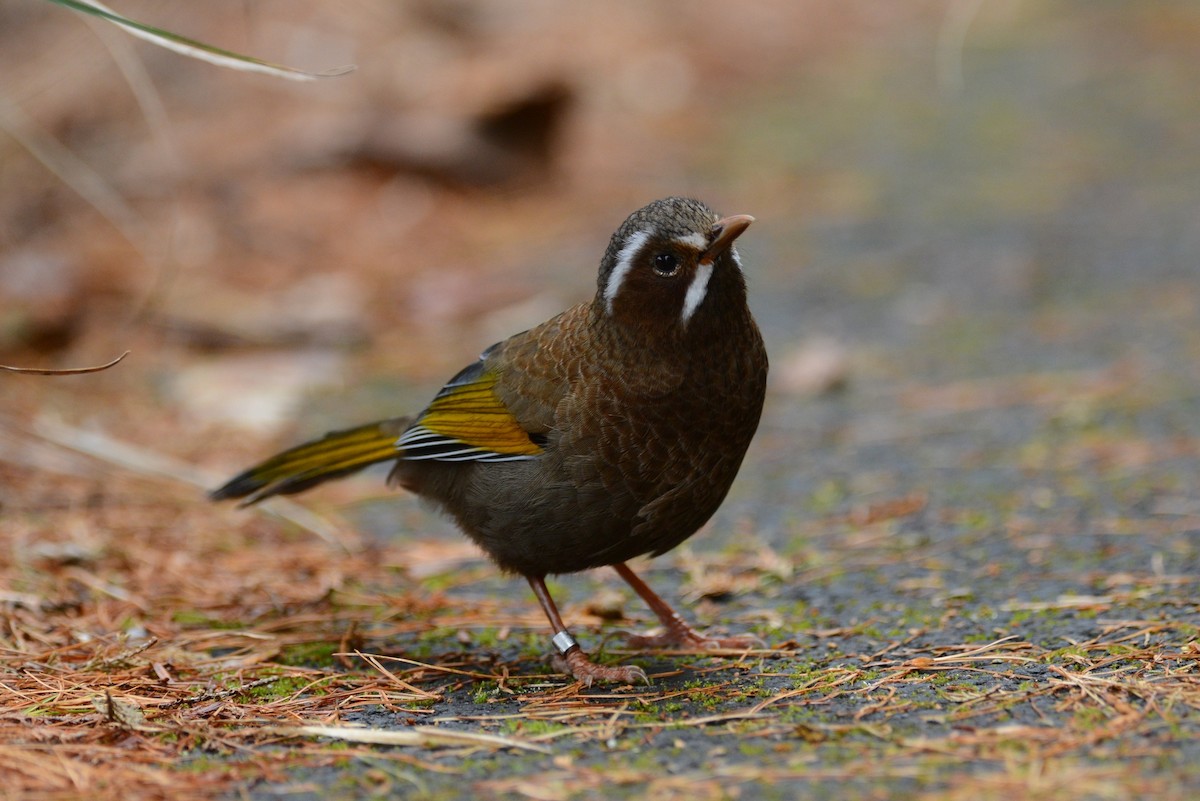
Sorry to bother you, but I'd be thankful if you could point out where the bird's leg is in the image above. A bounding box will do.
[613,563,761,650]
[526,575,648,686]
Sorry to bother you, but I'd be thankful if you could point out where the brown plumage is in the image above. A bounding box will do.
[212,197,768,684]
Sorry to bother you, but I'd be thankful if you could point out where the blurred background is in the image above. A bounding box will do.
[2,0,1199,552]
[5,5,1200,795]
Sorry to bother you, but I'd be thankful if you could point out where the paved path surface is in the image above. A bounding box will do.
[256,5,1200,798]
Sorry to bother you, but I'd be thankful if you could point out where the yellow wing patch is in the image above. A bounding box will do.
[397,364,543,462]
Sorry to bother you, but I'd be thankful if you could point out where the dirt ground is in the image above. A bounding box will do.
[3,1,1200,799]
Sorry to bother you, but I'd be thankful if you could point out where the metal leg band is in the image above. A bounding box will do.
[551,630,579,655]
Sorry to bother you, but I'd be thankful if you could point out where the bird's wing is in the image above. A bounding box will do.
[396,303,590,463]
[396,357,546,463]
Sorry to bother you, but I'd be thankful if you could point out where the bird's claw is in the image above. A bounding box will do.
[552,648,649,687]
[624,626,763,651]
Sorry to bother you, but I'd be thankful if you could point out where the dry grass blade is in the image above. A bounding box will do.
[11,414,355,551]
[1002,593,1154,612]
[340,653,511,682]
[0,350,130,375]
[749,669,864,714]
[900,636,1038,669]
[353,651,444,700]
[286,724,552,753]
[627,710,770,730]
[0,90,152,256]
[51,0,354,80]
[927,636,1030,663]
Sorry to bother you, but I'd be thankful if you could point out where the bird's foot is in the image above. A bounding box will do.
[552,648,649,687]
[610,563,763,652]
[623,617,763,651]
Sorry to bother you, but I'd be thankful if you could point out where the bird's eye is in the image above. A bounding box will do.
[653,253,680,277]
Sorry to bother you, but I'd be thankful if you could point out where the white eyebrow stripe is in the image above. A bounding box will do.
[603,229,651,315]
[680,261,713,324]
[674,232,708,250]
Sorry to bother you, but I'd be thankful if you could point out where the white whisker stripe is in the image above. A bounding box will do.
[730,246,744,273]
[681,262,713,324]
[604,230,651,315]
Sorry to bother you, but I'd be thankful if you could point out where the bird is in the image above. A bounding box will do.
[211,196,769,685]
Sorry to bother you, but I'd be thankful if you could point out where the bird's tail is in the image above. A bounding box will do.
[210,417,411,505]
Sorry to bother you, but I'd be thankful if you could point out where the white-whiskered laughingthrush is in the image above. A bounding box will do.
[211,197,769,685]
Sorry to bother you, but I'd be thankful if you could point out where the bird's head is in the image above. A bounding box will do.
[594,197,753,339]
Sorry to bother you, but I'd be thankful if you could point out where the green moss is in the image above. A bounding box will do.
[631,709,662,725]
[503,718,568,737]
[1007,608,1035,627]
[1042,645,1089,663]
[738,741,769,757]
[1072,705,1108,731]
[176,754,222,774]
[245,674,316,700]
[858,625,886,640]
[401,626,460,658]
[514,630,547,659]
[418,572,462,592]
[807,479,848,515]
[466,627,505,649]
[472,682,498,704]
[170,610,246,629]
[277,641,340,667]
[927,672,956,687]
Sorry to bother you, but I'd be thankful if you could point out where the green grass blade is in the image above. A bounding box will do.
[46,0,354,81]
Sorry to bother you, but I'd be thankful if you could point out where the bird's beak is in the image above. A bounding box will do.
[700,214,755,265]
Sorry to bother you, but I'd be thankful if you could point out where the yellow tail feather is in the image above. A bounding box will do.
[210,418,409,504]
